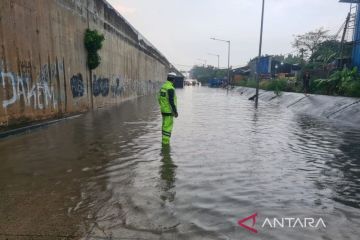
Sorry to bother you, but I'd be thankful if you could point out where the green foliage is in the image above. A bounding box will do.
[314,67,360,97]
[343,81,360,97]
[283,54,303,65]
[338,67,360,97]
[236,68,360,98]
[260,79,295,96]
[271,55,285,62]
[304,62,322,70]
[234,79,255,88]
[236,78,296,96]
[292,29,352,80]
[190,66,227,83]
[267,79,287,96]
[243,79,258,88]
[310,40,338,63]
[310,40,352,63]
[84,29,105,70]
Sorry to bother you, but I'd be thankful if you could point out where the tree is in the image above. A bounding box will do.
[284,54,303,65]
[310,40,338,63]
[310,40,352,63]
[190,65,227,83]
[271,55,285,62]
[272,54,303,65]
[292,28,330,60]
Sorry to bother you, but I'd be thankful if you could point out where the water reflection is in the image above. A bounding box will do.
[325,129,360,209]
[295,114,360,209]
[159,145,177,202]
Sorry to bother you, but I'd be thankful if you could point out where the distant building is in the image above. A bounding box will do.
[169,66,185,88]
[339,0,360,70]
[247,56,301,79]
[231,67,251,84]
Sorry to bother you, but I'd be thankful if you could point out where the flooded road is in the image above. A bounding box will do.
[1,87,360,240]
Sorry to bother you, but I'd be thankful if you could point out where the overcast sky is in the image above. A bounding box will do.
[107,0,351,70]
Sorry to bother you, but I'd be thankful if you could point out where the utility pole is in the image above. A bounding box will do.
[227,41,231,87]
[255,0,265,108]
[339,13,351,68]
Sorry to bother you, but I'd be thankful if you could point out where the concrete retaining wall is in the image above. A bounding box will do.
[235,87,360,126]
[0,0,169,129]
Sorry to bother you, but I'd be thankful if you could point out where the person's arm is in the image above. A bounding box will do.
[168,89,178,117]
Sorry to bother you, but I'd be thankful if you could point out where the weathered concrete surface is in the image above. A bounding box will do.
[235,87,360,125]
[0,0,169,129]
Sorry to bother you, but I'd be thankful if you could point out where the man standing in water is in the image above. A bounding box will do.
[158,73,178,145]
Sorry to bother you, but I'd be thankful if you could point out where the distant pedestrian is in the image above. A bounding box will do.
[158,73,178,145]
[303,72,310,94]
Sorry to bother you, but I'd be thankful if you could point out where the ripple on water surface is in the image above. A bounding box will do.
[0,87,359,239]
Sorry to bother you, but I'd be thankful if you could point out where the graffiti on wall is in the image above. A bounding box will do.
[93,74,149,98]
[111,76,125,97]
[38,62,63,83]
[0,72,57,109]
[0,62,62,110]
[70,73,85,98]
[93,75,109,97]
[108,75,160,98]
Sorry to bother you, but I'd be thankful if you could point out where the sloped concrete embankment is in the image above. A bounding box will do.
[235,87,360,125]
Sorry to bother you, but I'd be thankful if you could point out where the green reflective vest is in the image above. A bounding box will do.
[158,81,177,114]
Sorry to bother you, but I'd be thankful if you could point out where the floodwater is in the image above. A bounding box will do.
[1,87,360,240]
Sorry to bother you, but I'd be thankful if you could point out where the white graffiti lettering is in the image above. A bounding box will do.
[0,71,57,110]
[1,72,17,108]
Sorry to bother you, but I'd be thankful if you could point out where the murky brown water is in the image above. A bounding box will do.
[1,87,360,240]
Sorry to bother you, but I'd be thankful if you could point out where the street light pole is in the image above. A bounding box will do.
[210,37,231,89]
[227,41,231,86]
[255,0,265,108]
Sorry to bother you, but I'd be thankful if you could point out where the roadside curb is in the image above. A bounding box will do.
[0,115,82,139]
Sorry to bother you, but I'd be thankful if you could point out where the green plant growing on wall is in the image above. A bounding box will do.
[84,29,105,70]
